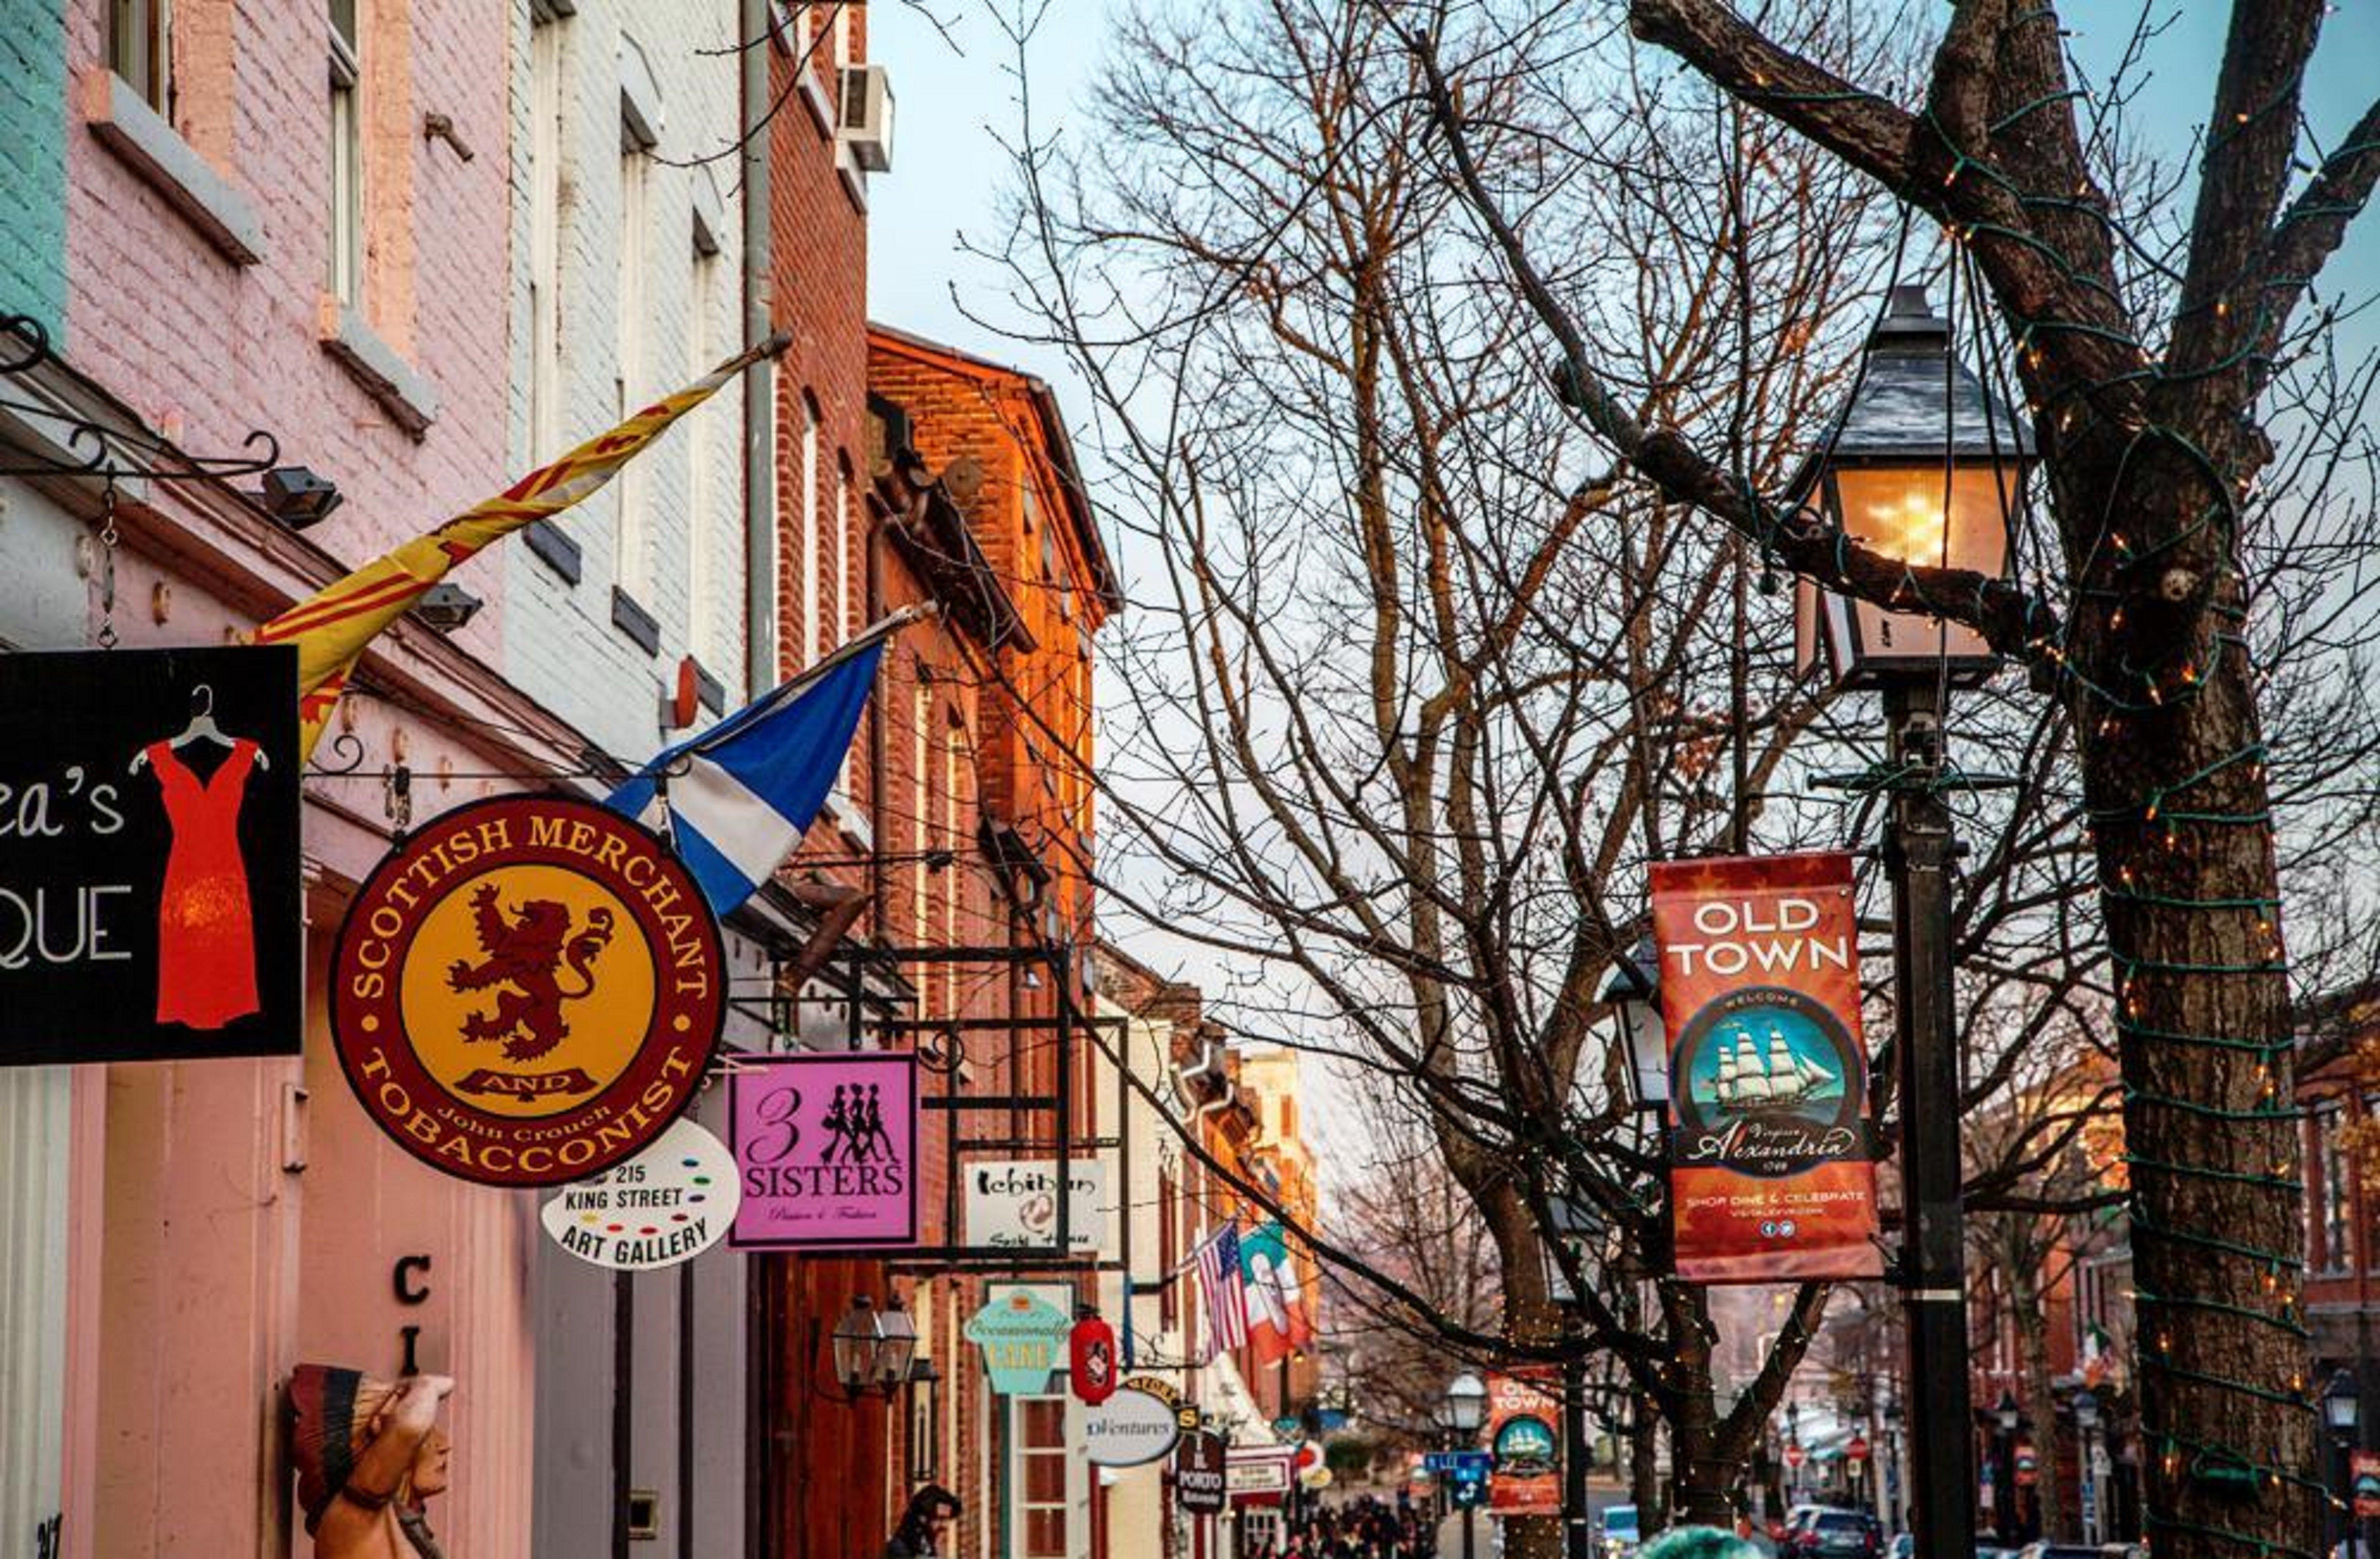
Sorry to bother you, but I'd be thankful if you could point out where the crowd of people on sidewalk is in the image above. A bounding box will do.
[1249,1494,1439,1559]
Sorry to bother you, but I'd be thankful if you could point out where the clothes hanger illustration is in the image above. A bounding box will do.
[130,685,270,772]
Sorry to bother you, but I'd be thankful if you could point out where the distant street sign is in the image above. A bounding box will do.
[1450,1478,1488,1509]
[1425,1451,1494,1477]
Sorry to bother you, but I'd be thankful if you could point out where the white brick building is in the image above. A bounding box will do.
[502,0,756,762]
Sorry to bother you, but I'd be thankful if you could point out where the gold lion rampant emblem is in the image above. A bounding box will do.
[446,884,616,1062]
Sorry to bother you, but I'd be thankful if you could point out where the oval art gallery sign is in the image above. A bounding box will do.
[540,1116,741,1270]
[1080,1386,1181,1466]
[331,794,723,1186]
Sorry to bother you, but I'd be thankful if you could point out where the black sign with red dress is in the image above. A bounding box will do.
[0,646,301,1064]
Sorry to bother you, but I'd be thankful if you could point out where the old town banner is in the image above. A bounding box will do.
[0,646,301,1066]
[1650,852,1882,1282]
[1485,1372,1561,1516]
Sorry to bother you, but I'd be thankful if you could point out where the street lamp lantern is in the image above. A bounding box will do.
[1790,284,2033,688]
[1597,935,1666,1112]
[1445,1372,1489,1435]
[2071,1387,2099,1434]
[1995,1391,2021,1434]
[2324,1368,2362,1438]
[829,1293,916,1401]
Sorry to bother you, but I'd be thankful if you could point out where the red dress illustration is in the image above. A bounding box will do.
[147,739,261,1028]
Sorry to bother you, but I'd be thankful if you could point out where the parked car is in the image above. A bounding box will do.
[1600,1504,1642,1559]
[2013,1544,2107,1559]
[1789,1510,1884,1559]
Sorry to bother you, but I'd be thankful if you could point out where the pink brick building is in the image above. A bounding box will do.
[48,2,553,1555]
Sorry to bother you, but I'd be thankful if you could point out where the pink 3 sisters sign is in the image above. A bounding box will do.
[729,1051,919,1249]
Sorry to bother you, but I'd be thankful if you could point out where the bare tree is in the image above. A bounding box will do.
[1386,0,2380,1552]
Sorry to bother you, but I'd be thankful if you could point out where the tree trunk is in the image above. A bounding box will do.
[1632,1393,1664,1530]
[2011,1258,2068,1541]
[2068,468,2315,1552]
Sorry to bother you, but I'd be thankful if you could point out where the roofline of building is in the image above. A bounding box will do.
[866,320,1123,613]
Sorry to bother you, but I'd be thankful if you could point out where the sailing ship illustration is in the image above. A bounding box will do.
[1706,1022,1842,1115]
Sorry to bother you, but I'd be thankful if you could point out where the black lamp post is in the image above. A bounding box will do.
[1991,1390,2022,1539]
[2325,1369,2362,1554]
[1793,285,2034,1559]
[1446,1373,1488,1559]
[1598,936,1667,1114]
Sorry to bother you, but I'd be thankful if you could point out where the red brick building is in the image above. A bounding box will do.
[861,322,1119,1559]
[758,12,900,1558]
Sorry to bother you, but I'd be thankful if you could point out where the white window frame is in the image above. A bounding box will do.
[1010,1394,1086,1559]
[615,134,654,599]
[327,2,363,307]
[688,243,721,667]
[111,0,173,117]
[834,454,852,647]
[799,394,820,663]
[527,9,565,460]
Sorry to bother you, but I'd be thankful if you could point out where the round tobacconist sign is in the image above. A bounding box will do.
[331,795,724,1187]
[540,1116,742,1270]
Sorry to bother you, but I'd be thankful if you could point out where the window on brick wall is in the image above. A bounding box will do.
[111,0,172,116]
[835,453,853,647]
[615,130,655,600]
[1158,1168,1178,1331]
[1013,1396,1074,1559]
[527,7,566,460]
[689,242,722,670]
[2318,1103,2351,1273]
[2366,1095,2380,1275]
[911,681,929,958]
[799,392,820,663]
[327,0,363,306]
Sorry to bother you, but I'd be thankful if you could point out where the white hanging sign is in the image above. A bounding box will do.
[540,1117,741,1270]
[962,1158,1109,1254]
[1080,1387,1181,1467]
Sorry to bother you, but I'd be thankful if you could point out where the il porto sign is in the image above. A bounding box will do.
[541,1117,741,1269]
[1174,1430,1227,1515]
[729,1051,918,1249]
[330,795,722,1186]
[0,647,301,1065]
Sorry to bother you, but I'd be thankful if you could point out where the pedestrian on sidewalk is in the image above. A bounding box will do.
[882,1485,961,1559]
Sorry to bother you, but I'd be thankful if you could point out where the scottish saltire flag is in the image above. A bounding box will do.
[1241,1220,1310,1366]
[607,610,921,915]
[257,333,785,761]
[1194,1223,1250,1363]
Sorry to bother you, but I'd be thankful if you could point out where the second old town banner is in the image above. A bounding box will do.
[1650,852,1881,1282]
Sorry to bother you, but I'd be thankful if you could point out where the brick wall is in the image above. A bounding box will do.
[770,17,871,680]
[64,0,512,651]
[0,0,66,337]
[499,0,751,763]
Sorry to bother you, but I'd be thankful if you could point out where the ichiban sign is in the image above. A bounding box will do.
[0,647,301,1066]
[729,1051,918,1249]
[330,795,723,1186]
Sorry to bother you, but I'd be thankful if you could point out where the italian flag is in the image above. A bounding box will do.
[1241,1220,1312,1366]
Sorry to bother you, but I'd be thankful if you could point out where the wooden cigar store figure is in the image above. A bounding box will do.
[288,1367,454,1559]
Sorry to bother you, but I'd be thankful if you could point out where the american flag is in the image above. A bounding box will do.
[1195,1223,1249,1362]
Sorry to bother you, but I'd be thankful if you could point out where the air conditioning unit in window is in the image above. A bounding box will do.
[838,65,894,173]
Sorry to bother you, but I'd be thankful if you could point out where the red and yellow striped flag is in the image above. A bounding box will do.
[258,332,787,762]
